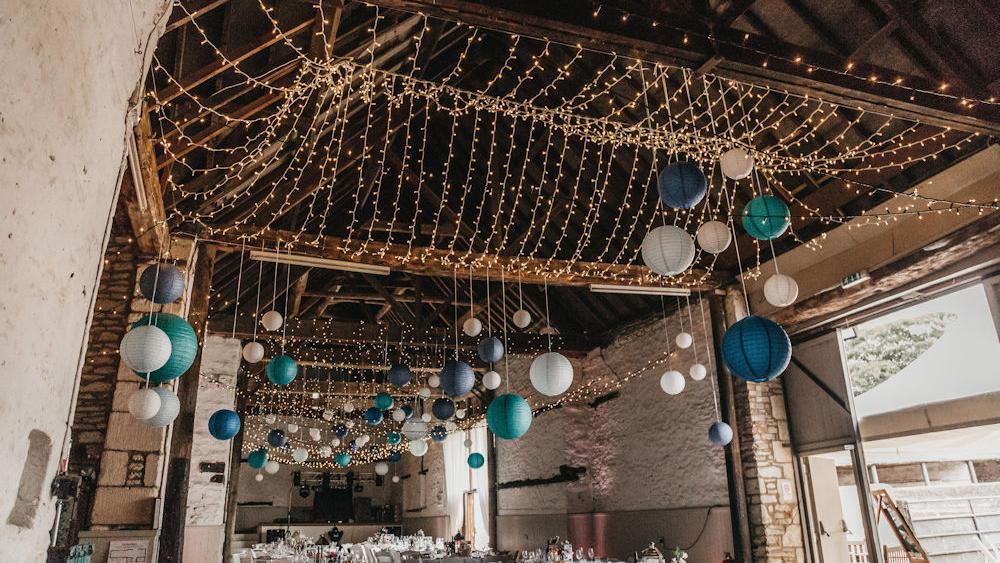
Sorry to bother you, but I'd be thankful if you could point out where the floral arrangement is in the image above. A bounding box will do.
[669,547,688,563]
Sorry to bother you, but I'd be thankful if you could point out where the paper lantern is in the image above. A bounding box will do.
[430,425,448,442]
[408,439,429,457]
[343,401,355,413]
[242,341,265,363]
[375,462,390,476]
[264,460,280,474]
[267,429,288,448]
[445,421,458,432]
[266,355,297,386]
[675,332,693,349]
[374,392,394,410]
[696,221,732,254]
[529,352,574,396]
[120,325,172,374]
[319,445,332,458]
[432,398,455,420]
[264,414,277,425]
[392,408,406,422]
[689,363,707,381]
[709,421,734,446]
[764,273,799,308]
[386,432,402,445]
[719,148,754,180]
[482,370,502,390]
[330,438,341,448]
[143,386,180,427]
[261,310,283,331]
[364,407,384,426]
[659,370,685,395]
[463,437,473,448]
[486,394,532,440]
[401,405,413,419]
[348,440,359,451]
[742,195,790,241]
[418,386,432,399]
[247,449,268,469]
[309,427,322,441]
[334,424,348,439]
[292,447,309,463]
[428,374,440,388]
[392,475,401,483]
[642,225,696,276]
[287,423,299,434]
[657,161,708,209]
[254,473,264,482]
[345,420,355,429]
[468,453,485,469]
[388,452,402,463]
[455,408,466,419]
[421,413,432,423]
[335,452,351,467]
[513,309,531,329]
[722,315,791,382]
[401,419,428,441]
[127,388,162,420]
[440,360,475,397]
[139,263,185,304]
[478,336,505,363]
[463,317,482,337]
[358,434,370,446]
[208,409,241,440]
[132,314,197,383]
[388,364,412,387]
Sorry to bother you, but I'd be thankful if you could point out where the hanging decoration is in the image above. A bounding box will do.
[478,337,504,363]
[674,332,693,349]
[267,428,289,448]
[486,394,532,440]
[375,462,390,476]
[408,439,429,457]
[142,386,180,427]
[119,325,172,374]
[139,263,185,304]
[266,355,298,386]
[742,195,791,240]
[401,419,428,441]
[657,161,707,209]
[364,407,384,426]
[374,392,394,410]
[482,370,502,390]
[335,452,352,467]
[432,398,456,420]
[468,453,485,469]
[264,460,280,474]
[719,148,755,180]
[388,364,412,387]
[695,221,732,254]
[708,421,734,447]
[722,316,792,382]
[292,447,309,463]
[641,225,696,276]
[529,352,574,396]
[689,363,707,381]
[247,449,268,470]
[764,273,800,308]
[659,370,686,395]
[261,310,283,331]
[242,341,265,363]
[387,432,402,445]
[131,314,197,383]
[430,425,448,442]
[440,360,475,397]
[208,409,241,440]
[127,388,162,421]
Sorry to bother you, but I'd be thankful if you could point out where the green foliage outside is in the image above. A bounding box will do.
[845,312,957,396]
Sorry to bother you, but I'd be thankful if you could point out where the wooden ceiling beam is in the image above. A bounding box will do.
[164,0,230,34]
[125,111,170,254]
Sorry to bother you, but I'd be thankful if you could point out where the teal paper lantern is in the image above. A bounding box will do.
[722,315,791,383]
[487,393,532,440]
[468,452,485,469]
[742,195,790,240]
[247,448,268,469]
[374,392,394,411]
[266,355,298,386]
[208,409,241,440]
[365,407,384,426]
[132,314,197,383]
[334,452,351,467]
[386,431,402,445]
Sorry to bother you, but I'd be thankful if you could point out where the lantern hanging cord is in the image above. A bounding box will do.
[281,242,291,354]
[252,238,265,342]
[502,268,510,393]
[232,238,246,338]
[659,295,673,369]
[453,266,459,360]
[698,295,721,419]
[543,277,553,352]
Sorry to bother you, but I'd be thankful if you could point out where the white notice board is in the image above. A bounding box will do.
[108,539,150,563]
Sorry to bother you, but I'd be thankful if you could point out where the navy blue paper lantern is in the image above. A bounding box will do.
[708,421,734,446]
[657,161,707,210]
[334,424,348,439]
[139,263,186,304]
[388,451,402,462]
[430,425,448,442]
[440,360,475,397]
[478,336,505,363]
[468,452,485,469]
[432,398,455,420]
[208,409,241,440]
[722,315,792,382]
[365,407,384,426]
[247,448,268,469]
[388,363,412,387]
[486,393,532,440]
[401,405,414,419]
[267,428,288,448]
[349,440,359,451]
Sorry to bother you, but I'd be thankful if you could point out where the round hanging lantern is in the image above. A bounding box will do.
[247,449,268,469]
[292,447,309,463]
[309,427,322,441]
[139,263,186,304]
[401,405,414,419]
[388,364,412,387]
[364,407,384,426]
[375,462,390,476]
[742,195,790,241]
[254,473,264,482]
[529,352,574,396]
[143,386,180,427]
[445,421,458,432]
[264,460,280,474]
[287,423,299,434]
[657,161,708,209]
[675,332,693,349]
[345,420,356,429]
[120,325,172,374]
[428,375,441,388]
[513,309,531,329]
[335,452,351,467]
[388,452,402,463]
[374,392,394,410]
[696,221,732,254]
[392,475,401,483]
[432,398,456,420]
[386,432,402,445]
[242,341,265,363]
[418,386,432,399]
[408,439,429,457]
[486,394,532,440]
[208,409,241,440]
[261,310,283,331]
[348,440,359,451]
[343,401,355,413]
[267,429,288,448]
[708,421,734,446]
[359,434,371,446]
[266,355,298,386]
[330,437,341,448]
[462,317,482,337]
[641,225,696,276]
[440,360,475,397]
[468,453,485,469]
[719,148,754,180]
[401,419,428,441]
[722,315,791,382]
[321,409,335,421]
[392,408,406,422]
[319,445,332,458]
[334,424,348,439]
[478,336,505,363]
[430,425,448,442]
[689,363,707,381]
[421,413,432,423]
[764,273,799,308]
[127,388,162,421]
[455,408,466,419]
[264,414,277,425]
[132,314,197,383]
[659,370,686,395]
[463,437,473,448]
[482,370,502,390]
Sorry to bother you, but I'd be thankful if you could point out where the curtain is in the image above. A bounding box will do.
[442,428,468,540]
[469,425,491,550]
[442,425,492,550]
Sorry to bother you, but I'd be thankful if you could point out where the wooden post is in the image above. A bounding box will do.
[709,294,752,562]
[487,430,499,550]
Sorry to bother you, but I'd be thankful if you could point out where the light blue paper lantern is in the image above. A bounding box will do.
[486,393,532,440]
[478,336,505,363]
[722,315,791,382]
[708,421,734,446]
[440,360,475,397]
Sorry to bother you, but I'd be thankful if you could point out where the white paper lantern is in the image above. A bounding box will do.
[261,310,283,331]
[659,370,686,395]
[675,332,693,349]
[764,273,799,307]
[482,370,502,390]
[696,221,732,254]
[292,447,308,463]
[408,439,429,457]
[689,363,707,381]
[120,325,172,374]
[392,408,407,422]
[392,475,401,483]
[401,419,428,441]
[720,148,754,180]
[309,427,322,441]
[264,460,280,474]
[359,433,371,445]
[512,309,531,329]
[345,420,355,429]
[287,423,299,434]
[127,388,162,421]
[421,413,432,423]
[143,387,180,427]
[427,375,441,388]
[242,341,265,363]
[641,225,696,276]
[529,352,574,396]
[321,409,335,421]
[330,438,341,448]
[375,461,390,476]
[264,414,277,425]
[343,401,355,413]
[418,387,432,399]
[445,421,458,432]
[319,445,333,458]
[455,408,466,419]
[462,317,482,337]
[255,473,264,482]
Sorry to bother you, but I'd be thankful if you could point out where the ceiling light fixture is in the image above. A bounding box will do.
[249,250,390,275]
[589,284,692,297]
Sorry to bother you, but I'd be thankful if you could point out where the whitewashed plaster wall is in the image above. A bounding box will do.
[0,1,171,558]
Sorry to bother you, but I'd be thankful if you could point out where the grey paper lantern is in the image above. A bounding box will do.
[139,263,185,304]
